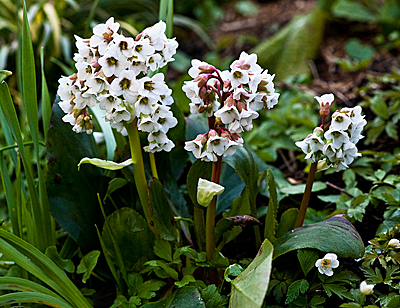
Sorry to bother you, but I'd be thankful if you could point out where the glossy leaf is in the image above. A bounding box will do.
[230,239,273,308]
[276,208,299,238]
[102,207,154,269]
[273,215,364,260]
[46,103,107,252]
[169,286,205,307]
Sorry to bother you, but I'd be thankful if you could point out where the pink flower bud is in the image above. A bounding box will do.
[236,101,247,113]
[208,129,218,138]
[198,65,216,74]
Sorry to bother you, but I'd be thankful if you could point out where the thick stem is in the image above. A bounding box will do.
[206,156,223,262]
[295,162,318,228]
[126,120,149,221]
[149,152,159,179]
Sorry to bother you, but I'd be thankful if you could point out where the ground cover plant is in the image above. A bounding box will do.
[1,0,400,307]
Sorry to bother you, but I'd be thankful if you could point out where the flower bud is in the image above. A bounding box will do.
[236,101,246,113]
[223,80,231,92]
[313,127,324,138]
[198,65,216,74]
[360,281,374,295]
[197,178,225,207]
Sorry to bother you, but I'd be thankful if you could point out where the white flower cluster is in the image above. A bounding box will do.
[57,17,179,152]
[315,253,339,276]
[183,52,279,161]
[296,94,367,171]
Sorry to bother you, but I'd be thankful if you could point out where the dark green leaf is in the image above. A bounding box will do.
[47,103,107,252]
[224,264,244,283]
[174,275,196,288]
[332,0,377,22]
[285,279,309,304]
[297,249,319,277]
[77,250,100,283]
[169,286,205,308]
[45,246,75,273]
[276,208,299,238]
[154,238,172,262]
[230,239,273,308]
[102,208,154,269]
[136,280,166,299]
[148,178,177,241]
[201,284,228,307]
[274,215,364,259]
[187,160,212,208]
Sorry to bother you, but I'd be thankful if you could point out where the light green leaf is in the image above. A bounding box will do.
[78,157,134,171]
[0,70,12,83]
[0,291,74,308]
[136,280,166,299]
[154,238,172,262]
[285,279,309,304]
[332,0,377,22]
[174,275,196,288]
[230,239,273,308]
[77,250,100,283]
[224,264,244,282]
[273,215,364,259]
[45,246,75,273]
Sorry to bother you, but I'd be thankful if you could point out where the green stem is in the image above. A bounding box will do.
[295,162,317,228]
[149,152,159,179]
[126,120,149,221]
[206,156,222,262]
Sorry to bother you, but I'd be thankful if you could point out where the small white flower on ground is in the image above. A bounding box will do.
[388,238,400,248]
[314,93,334,108]
[197,178,225,207]
[360,281,374,295]
[315,253,339,276]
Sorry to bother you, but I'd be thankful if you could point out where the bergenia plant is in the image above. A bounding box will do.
[57,17,179,221]
[182,52,279,261]
[57,17,178,153]
[294,94,367,227]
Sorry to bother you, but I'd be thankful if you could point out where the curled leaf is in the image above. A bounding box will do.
[78,157,134,171]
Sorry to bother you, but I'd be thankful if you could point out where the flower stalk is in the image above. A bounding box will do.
[295,162,317,228]
[149,152,159,179]
[206,155,223,262]
[126,119,149,221]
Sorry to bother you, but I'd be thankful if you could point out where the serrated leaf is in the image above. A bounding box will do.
[297,249,319,277]
[77,250,100,283]
[285,279,309,304]
[230,239,273,308]
[136,280,166,299]
[273,215,364,259]
[78,157,134,171]
[174,275,196,288]
[201,284,228,308]
[148,178,177,241]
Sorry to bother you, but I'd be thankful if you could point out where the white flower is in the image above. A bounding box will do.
[314,93,334,108]
[132,38,155,62]
[110,70,138,104]
[98,45,129,77]
[230,52,262,74]
[315,253,339,276]
[90,17,120,55]
[388,238,400,248]
[330,111,352,131]
[228,68,250,89]
[197,178,225,207]
[98,93,121,112]
[188,59,213,78]
[206,130,229,156]
[214,99,240,124]
[137,73,169,101]
[184,135,206,159]
[360,281,374,295]
[112,33,134,58]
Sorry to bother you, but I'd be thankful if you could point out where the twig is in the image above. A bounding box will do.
[325,181,356,198]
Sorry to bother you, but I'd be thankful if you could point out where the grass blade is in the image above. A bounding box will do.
[0,291,74,308]
[0,277,61,298]
[0,229,93,308]
[41,47,51,139]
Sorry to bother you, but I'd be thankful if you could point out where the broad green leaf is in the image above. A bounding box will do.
[154,238,172,262]
[77,250,100,283]
[78,157,134,171]
[276,208,299,238]
[279,181,327,195]
[174,275,196,288]
[273,215,364,260]
[102,207,154,269]
[136,279,166,299]
[169,286,205,307]
[345,38,375,61]
[253,8,327,81]
[0,70,12,82]
[45,246,75,273]
[217,164,245,214]
[297,249,319,277]
[332,0,377,22]
[0,291,74,308]
[46,103,107,252]
[103,178,128,202]
[230,239,273,308]
[264,170,278,243]
[148,178,178,241]
[370,96,388,120]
